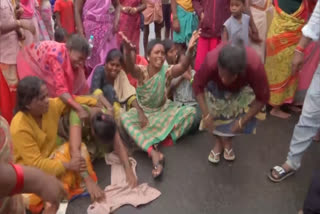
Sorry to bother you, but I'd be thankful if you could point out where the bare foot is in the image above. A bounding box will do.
[85,178,105,202]
[288,105,302,113]
[150,150,164,178]
[270,108,291,119]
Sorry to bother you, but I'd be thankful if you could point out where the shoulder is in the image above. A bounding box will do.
[10,112,32,135]
[242,14,250,23]
[93,65,105,75]
[245,46,265,74]
[223,16,233,26]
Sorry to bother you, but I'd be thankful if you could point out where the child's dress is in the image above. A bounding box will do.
[223,13,250,45]
[54,0,76,34]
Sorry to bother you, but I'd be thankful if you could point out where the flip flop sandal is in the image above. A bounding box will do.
[268,165,296,183]
[224,148,235,161]
[208,150,221,164]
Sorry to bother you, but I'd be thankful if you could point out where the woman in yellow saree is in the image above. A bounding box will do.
[10,77,102,214]
[264,0,310,118]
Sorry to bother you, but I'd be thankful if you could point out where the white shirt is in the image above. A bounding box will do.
[302,0,320,41]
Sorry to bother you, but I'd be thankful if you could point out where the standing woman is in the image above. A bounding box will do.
[142,0,163,56]
[193,42,269,164]
[117,0,146,53]
[249,0,274,63]
[0,0,35,122]
[74,0,121,73]
[264,0,310,119]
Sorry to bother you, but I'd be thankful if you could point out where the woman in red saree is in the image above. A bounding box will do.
[17,34,90,118]
[117,0,146,53]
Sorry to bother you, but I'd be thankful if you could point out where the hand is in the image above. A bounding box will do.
[19,20,36,35]
[172,18,180,33]
[125,168,138,188]
[121,6,130,13]
[182,70,192,81]
[291,50,304,75]
[38,174,67,205]
[249,27,262,43]
[128,7,138,15]
[119,31,136,51]
[138,112,149,128]
[63,156,82,172]
[15,5,24,18]
[200,12,204,23]
[202,114,215,132]
[187,29,201,51]
[85,178,105,202]
[76,107,89,120]
[231,119,244,133]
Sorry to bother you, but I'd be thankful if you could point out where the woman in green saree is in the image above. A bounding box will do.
[119,31,200,178]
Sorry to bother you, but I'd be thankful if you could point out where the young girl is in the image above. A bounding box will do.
[163,39,178,65]
[54,0,76,35]
[222,0,250,45]
[142,0,163,56]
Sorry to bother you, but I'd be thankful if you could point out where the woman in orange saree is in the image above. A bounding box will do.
[264,0,310,119]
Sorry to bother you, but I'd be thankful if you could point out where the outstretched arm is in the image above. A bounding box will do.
[113,131,138,187]
[119,32,143,80]
[169,30,201,78]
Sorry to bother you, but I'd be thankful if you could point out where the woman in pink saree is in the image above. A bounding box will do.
[17,34,90,119]
[74,0,121,75]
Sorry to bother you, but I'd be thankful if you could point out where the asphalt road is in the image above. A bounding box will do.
[67,113,320,214]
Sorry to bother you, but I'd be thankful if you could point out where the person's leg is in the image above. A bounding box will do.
[222,137,235,160]
[208,135,223,163]
[155,22,162,39]
[270,106,291,119]
[143,24,150,57]
[194,37,209,71]
[163,4,171,39]
[303,171,320,214]
[271,65,320,180]
[147,146,164,178]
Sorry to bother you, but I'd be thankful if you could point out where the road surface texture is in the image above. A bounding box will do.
[66,113,320,214]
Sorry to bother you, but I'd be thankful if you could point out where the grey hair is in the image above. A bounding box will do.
[66,34,90,57]
[218,39,247,75]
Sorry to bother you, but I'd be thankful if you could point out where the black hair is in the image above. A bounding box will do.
[162,39,174,54]
[105,49,124,65]
[54,27,67,43]
[92,112,117,142]
[16,76,45,112]
[66,34,90,57]
[147,39,164,56]
[218,39,247,75]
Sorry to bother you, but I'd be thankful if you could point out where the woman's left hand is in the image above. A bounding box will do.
[187,29,201,51]
[126,168,138,188]
[231,119,244,133]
